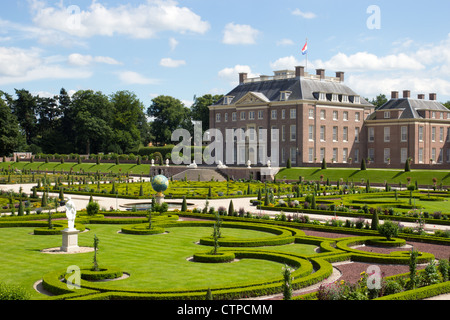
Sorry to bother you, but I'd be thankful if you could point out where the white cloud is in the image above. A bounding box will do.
[222,23,259,45]
[313,52,425,72]
[0,46,92,85]
[29,0,210,39]
[218,65,259,85]
[276,38,295,46]
[169,37,179,51]
[117,71,160,85]
[292,9,317,19]
[159,58,186,68]
[68,53,121,66]
[270,56,302,71]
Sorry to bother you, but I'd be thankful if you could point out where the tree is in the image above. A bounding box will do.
[378,220,399,241]
[147,95,192,146]
[370,208,379,230]
[405,158,411,172]
[361,158,366,170]
[191,94,223,134]
[286,158,292,169]
[228,200,234,216]
[11,89,38,146]
[370,94,388,109]
[92,235,100,271]
[282,265,293,300]
[0,93,21,156]
[181,196,187,212]
[321,158,327,170]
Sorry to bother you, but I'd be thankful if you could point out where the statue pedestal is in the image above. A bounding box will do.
[155,194,165,206]
[61,229,80,253]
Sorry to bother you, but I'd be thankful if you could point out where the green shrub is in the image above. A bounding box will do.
[0,281,30,300]
[86,201,100,216]
[377,220,399,241]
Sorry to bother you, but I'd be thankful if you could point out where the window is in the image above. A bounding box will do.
[248,127,256,142]
[232,112,237,121]
[432,127,436,142]
[342,95,349,103]
[319,92,326,101]
[271,126,278,141]
[354,96,361,104]
[282,109,286,120]
[354,149,359,163]
[432,148,436,162]
[223,96,234,105]
[290,147,297,164]
[290,125,297,141]
[308,125,314,141]
[332,148,338,162]
[440,127,444,142]
[447,128,450,142]
[438,149,443,163]
[320,126,326,141]
[216,113,221,122]
[401,148,408,163]
[401,126,407,142]
[384,148,390,163]
[440,112,444,119]
[290,109,296,119]
[384,127,390,142]
[320,110,326,120]
[343,127,348,142]
[343,111,349,121]
[280,91,291,101]
[333,111,338,120]
[258,110,264,120]
[418,148,424,163]
[320,148,325,161]
[249,111,255,120]
[271,110,277,120]
[447,149,450,163]
[224,113,228,122]
[240,111,246,120]
[368,148,375,161]
[281,125,286,141]
[355,127,360,142]
[418,126,423,141]
[432,111,436,119]
[281,148,285,164]
[333,126,338,142]
[355,112,360,122]
[384,111,390,119]
[343,148,348,163]
[308,109,314,119]
[368,127,374,142]
[308,148,314,163]
[332,94,338,102]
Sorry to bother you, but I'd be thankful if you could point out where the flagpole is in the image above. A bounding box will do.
[305,37,308,73]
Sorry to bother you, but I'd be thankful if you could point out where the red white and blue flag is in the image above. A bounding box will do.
[301,41,308,55]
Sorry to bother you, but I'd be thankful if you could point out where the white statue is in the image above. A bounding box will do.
[166,159,170,167]
[188,160,197,168]
[247,160,252,168]
[217,161,227,169]
[267,160,271,168]
[65,197,77,231]
[151,159,155,167]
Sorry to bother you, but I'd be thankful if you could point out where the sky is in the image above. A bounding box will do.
[1,0,450,108]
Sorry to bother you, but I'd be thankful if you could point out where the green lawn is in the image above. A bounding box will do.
[277,167,450,186]
[0,224,317,299]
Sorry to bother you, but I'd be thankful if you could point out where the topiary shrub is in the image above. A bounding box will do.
[192,252,236,263]
[377,220,399,241]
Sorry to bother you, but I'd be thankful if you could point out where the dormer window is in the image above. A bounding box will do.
[384,111,390,119]
[223,96,234,105]
[319,92,326,101]
[280,91,292,101]
[332,94,338,102]
[354,96,360,104]
[342,95,349,103]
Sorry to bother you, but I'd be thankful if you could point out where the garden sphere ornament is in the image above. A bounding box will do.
[151,175,169,205]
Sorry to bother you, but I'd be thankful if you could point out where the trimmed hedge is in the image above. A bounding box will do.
[121,225,165,235]
[79,267,124,281]
[375,280,450,300]
[192,252,236,263]
[366,237,406,247]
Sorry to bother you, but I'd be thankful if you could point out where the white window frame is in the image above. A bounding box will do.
[401,126,407,142]
[384,127,390,142]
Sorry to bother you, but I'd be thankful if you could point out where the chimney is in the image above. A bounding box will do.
[429,93,437,101]
[316,69,325,80]
[418,94,425,100]
[295,66,305,77]
[335,71,345,82]
[391,91,399,99]
[403,90,410,98]
[239,73,247,84]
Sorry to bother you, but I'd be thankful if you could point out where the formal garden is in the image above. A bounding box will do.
[0,161,449,301]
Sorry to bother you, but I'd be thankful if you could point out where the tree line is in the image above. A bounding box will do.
[0,88,223,157]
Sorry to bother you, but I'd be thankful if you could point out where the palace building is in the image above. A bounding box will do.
[208,66,450,169]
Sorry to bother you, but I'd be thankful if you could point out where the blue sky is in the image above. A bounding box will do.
[1,0,450,108]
